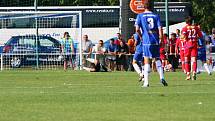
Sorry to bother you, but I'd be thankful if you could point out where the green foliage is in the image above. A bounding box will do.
[190,0,215,33]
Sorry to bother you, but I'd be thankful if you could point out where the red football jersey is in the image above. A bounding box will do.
[181,24,203,48]
[160,37,168,53]
[169,38,177,54]
[175,37,185,51]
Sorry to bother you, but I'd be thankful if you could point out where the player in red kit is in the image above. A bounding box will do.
[181,16,203,80]
[175,35,186,74]
[160,34,168,69]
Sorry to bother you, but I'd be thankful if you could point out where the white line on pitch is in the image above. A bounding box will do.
[1,91,215,95]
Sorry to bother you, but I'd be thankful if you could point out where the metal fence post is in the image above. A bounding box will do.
[1,54,3,71]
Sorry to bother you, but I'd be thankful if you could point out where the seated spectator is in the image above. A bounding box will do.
[117,41,129,71]
[83,58,108,72]
[93,40,106,66]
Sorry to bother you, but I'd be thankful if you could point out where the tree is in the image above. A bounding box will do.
[153,0,215,33]
[190,0,215,33]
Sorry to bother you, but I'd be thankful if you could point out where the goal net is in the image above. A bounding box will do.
[0,11,82,70]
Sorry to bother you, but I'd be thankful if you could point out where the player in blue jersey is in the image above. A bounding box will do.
[197,31,212,75]
[132,33,144,82]
[135,1,167,87]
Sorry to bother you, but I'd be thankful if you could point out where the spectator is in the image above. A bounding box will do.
[83,58,108,72]
[209,28,215,45]
[117,41,129,71]
[127,35,135,54]
[160,33,168,70]
[93,40,106,66]
[114,33,123,46]
[82,35,93,66]
[176,29,180,39]
[61,32,75,71]
[107,39,117,71]
[168,33,178,72]
[127,35,136,71]
[208,28,215,52]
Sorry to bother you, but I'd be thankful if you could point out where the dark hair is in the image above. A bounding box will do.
[171,33,177,37]
[99,40,103,43]
[110,38,114,42]
[163,33,168,36]
[185,16,193,25]
[64,32,70,37]
[176,29,180,32]
[143,0,152,10]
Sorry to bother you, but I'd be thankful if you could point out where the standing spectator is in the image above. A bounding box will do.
[127,35,135,54]
[208,28,215,52]
[117,41,129,71]
[61,32,75,71]
[168,33,178,72]
[127,35,136,71]
[160,33,168,70]
[107,39,117,71]
[82,35,93,66]
[176,29,181,38]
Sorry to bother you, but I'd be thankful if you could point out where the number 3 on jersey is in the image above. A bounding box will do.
[147,18,154,29]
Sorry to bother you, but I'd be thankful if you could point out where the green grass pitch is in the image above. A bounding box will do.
[0,70,215,121]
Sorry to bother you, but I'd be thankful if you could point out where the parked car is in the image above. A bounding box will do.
[2,35,62,67]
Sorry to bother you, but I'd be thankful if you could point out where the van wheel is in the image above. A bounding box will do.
[11,57,22,68]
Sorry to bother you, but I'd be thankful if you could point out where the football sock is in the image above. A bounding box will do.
[185,61,190,74]
[141,65,144,76]
[133,63,141,76]
[143,64,150,86]
[162,60,165,68]
[204,63,211,74]
[156,60,164,80]
[192,61,197,73]
[181,61,185,73]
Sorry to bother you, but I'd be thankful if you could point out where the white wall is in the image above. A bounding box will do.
[0,27,119,45]
[163,22,186,35]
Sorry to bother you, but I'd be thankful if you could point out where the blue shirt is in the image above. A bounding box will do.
[108,44,117,52]
[198,32,206,47]
[61,38,74,53]
[209,35,215,46]
[133,33,142,53]
[135,11,161,45]
[198,32,206,53]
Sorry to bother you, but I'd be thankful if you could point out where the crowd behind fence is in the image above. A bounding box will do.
[1,32,215,72]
